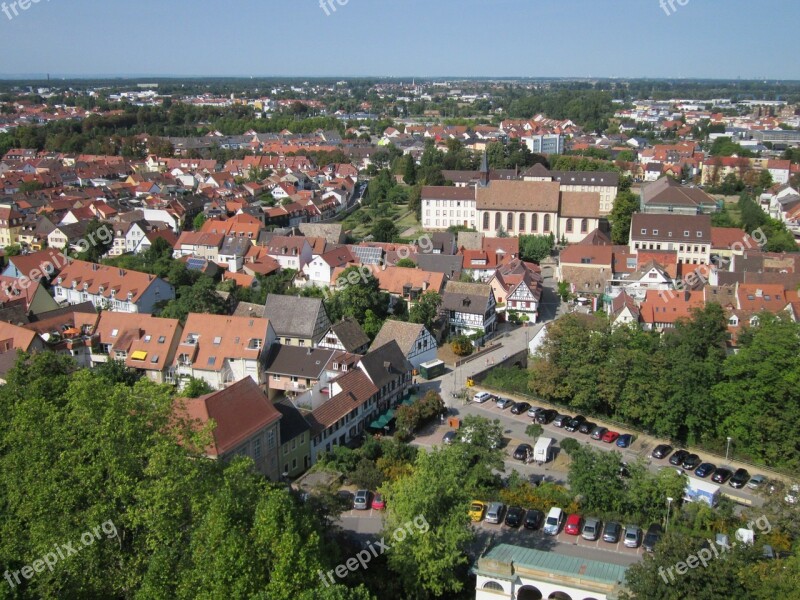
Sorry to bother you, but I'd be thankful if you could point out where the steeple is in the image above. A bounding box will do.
[479,149,489,187]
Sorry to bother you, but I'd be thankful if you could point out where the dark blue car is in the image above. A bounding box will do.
[616,434,633,448]
[694,462,716,478]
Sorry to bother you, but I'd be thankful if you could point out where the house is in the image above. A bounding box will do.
[559,192,601,244]
[47,222,90,252]
[171,313,276,390]
[21,305,99,367]
[264,345,335,399]
[357,339,413,414]
[629,213,712,265]
[489,259,543,321]
[52,260,175,314]
[373,266,446,305]
[175,377,282,479]
[617,260,675,301]
[173,231,224,260]
[90,311,182,383]
[2,248,69,283]
[307,368,379,462]
[318,316,370,354]
[0,273,60,315]
[607,291,641,327]
[0,320,45,354]
[300,245,354,288]
[369,320,437,370]
[639,289,705,331]
[274,398,312,478]
[263,235,313,271]
[640,177,718,215]
[0,203,24,248]
[442,281,497,337]
[420,186,478,231]
[263,294,331,347]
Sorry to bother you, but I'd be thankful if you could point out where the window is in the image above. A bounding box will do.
[482,212,489,230]
[267,430,275,450]
[157,336,166,344]
[684,230,690,237]
[518,213,526,232]
[531,213,538,231]
[207,356,216,366]
[581,218,588,233]
[494,212,501,230]
[253,437,262,459]
[565,218,573,233]
[641,229,647,235]
[111,329,119,337]
[213,336,222,345]
[507,213,514,231]
[143,335,151,343]
[653,229,659,236]
[543,214,551,232]
[272,374,280,380]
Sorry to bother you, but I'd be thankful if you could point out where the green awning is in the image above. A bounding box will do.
[369,408,396,429]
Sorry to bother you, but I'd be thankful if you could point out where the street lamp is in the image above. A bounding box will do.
[725,436,733,463]
[665,497,673,532]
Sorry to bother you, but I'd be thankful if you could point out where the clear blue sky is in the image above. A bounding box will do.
[0,0,797,79]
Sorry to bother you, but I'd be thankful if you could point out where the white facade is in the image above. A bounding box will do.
[422,197,477,230]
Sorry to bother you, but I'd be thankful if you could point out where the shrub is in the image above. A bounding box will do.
[560,438,580,455]
[451,335,474,356]
[525,424,543,439]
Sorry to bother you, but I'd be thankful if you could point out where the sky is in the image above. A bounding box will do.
[0,0,798,80]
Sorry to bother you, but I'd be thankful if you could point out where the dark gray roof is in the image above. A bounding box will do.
[414,253,462,278]
[358,339,412,389]
[264,345,334,378]
[263,294,329,338]
[550,170,619,187]
[220,236,252,257]
[274,397,311,443]
[442,281,492,314]
[330,317,369,353]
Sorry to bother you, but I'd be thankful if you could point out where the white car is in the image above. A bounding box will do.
[496,397,514,410]
[473,392,491,403]
[526,406,541,418]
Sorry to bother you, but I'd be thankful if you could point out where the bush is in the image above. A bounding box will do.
[560,438,580,455]
[451,335,474,356]
[525,424,543,439]
[395,391,445,436]
[482,366,529,395]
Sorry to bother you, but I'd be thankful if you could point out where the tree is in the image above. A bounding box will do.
[183,376,214,398]
[409,291,442,332]
[193,212,207,231]
[371,219,398,243]
[403,155,417,185]
[519,234,555,263]
[159,275,227,321]
[327,266,389,325]
[76,220,113,263]
[557,280,572,302]
[525,423,543,439]
[609,190,640,244]
[451,335,473,357]
[395,258,416,268]
[567,446,627,514]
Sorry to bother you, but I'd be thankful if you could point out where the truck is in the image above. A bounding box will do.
[533,437,555,464]
[418,359,446,380]
[684,478,721,507]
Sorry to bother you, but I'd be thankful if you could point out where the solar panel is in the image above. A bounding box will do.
[347,245,383,265]
[186,257,206,271]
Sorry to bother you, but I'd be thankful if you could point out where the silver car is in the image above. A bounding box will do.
[496,397,514,410]
[624,524,642,548]
[485,502,506,524]
[353,490,370,510]
[582,517,602,541]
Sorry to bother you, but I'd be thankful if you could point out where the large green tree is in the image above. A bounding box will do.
[609,190,640,245]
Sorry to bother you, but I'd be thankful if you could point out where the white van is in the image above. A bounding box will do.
[543,507,564,535]
[473,391,491,403]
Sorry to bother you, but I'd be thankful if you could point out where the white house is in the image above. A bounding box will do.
[369,320,437,370]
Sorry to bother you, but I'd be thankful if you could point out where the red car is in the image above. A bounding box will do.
[601,430,620,444]
[371,494,386,510]
[564,513,583,535]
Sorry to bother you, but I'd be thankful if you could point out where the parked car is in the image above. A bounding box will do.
[553,414,571,428]
[513,443,533,462]
[510,402,531,415]
[643,524,663,552]
[354,490,371,510]
[582,517,602,541]
[669,450,690,466]
[681,453,701,471]
[468,501,487,522]
[371,494,386,510]
[485,502,506,524]
[601,430,620,443]
[504,506,525,528]
[564,513,583,535]
[695,462,716,478]
[729,468,750,489]
[524,509,544,530]
[747,474,767,490]
[712,467,733,484]
[543,507,565,535]
[442,430,457,445]
[535,409,558,424]
[578,421,596,434]
[624,524,642,548]
[473,392,491,403]
[616,434,634,448]
[603,521,622,543]
[526,406,541,418]
[590,426,608,440]
[651,444,673,459]
[496,397,514,410]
